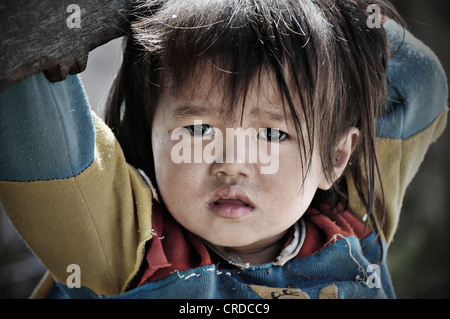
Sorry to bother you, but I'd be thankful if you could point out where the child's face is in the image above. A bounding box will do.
[151,66,330,261]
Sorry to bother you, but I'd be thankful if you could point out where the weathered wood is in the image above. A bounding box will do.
[0,0,133,91]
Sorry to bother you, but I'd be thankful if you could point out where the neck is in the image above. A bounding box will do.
[228,230,289,266]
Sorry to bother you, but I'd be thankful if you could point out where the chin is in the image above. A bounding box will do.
[205,233,257,249]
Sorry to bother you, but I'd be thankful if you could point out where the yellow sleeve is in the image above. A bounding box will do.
[346,110,447,244]
[0,114,154,296]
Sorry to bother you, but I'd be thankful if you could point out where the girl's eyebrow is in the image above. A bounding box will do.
[250,107,287,123]
[172,104,211,119]
[172,104,288,124]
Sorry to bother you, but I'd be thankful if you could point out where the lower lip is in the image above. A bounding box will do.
[208,203,254,219]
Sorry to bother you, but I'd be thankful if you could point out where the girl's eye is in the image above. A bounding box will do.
[258,128,288,142]
[185,124,215,136]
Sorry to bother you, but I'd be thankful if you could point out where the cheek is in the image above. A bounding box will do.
[154,164,206,229]
[269,149,322,211]
[155,161,202,203]
[152,135,208,213]
[152,131,179,201]
[152,129,183,185]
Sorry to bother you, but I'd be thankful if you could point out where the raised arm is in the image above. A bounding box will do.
[346,19,448,244]
[0,73,154,297]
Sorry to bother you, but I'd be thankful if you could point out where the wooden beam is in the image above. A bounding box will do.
[0,0,132,91]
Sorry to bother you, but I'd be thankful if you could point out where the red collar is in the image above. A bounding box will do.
[137,201,370,286]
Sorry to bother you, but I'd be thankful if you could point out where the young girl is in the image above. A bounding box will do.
[0,0,447,299]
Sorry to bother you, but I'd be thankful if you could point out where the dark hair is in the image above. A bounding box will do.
[105,0,405,239]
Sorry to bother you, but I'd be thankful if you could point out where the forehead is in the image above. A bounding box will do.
[158,61,294,122]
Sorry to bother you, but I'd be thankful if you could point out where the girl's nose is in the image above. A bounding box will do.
[210,128,256,178]
[211,161,253,179]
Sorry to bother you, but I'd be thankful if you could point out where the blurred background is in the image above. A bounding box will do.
[382,0,450,299]
[0,0,449,298]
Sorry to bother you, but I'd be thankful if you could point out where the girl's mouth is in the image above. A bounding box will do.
[215,197,248,206]
[208,188,255,219]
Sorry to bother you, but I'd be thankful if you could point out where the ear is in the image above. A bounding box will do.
[318,127,360,190]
